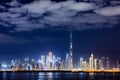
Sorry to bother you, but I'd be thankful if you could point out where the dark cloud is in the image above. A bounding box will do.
[0,0,119,32]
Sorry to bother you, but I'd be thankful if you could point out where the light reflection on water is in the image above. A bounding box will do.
[38,72,53,80]
[0,72,120,80]
[47,72,53,79]
[2,72,6,80]
[89,73,94,80]
[38,72,45,79]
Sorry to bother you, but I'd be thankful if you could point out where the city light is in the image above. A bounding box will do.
[0,30,119,72]
[0,52,119,72]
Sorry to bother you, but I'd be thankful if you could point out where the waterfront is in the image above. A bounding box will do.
[0,72,120,80]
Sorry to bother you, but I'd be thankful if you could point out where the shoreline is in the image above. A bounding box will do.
[0,70,119,73]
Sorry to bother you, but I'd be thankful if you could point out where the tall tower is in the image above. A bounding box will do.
[69,29,73,70]
[89,53,94,70]
[106,57,109,70]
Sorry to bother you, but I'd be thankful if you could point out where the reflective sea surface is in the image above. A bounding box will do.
[0,72,120,80]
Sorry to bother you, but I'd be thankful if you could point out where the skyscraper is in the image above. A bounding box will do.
[94,59,97,70]
[80,57,83,70]
[68,29,73,70]
[41,55,45,69]
[106,57,109,70]
[117,60,120,70]
[82,61,87,70]
[100,57,109,70]
[89,53,94,70]
[65,53,69,69]
[94,59,100,70]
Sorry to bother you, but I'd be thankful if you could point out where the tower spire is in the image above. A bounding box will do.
[70,29,72,56]
[69,28,73,70]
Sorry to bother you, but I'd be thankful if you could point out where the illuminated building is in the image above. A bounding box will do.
[65,53,69,69]
[68,30,73,70]
[46,55,50,70]
[52,55,56,70]
[10,60,15,69]
[1,64,7,70]
[117,60,120,70]
[0,49,117,71]
[94,59,97,70]
[41,55,45,69]
[58,60,63,70]
[94,59,100,70]
[106,57,109,70]
[100,57,105,70]
[24,57,30,70]
[82,61,87,70]
[49,52,53,69]
[80,57,83,70]
[31,59,36,70]
[49,52,53,61]
[89,53,94,70]
[100,57,110,70]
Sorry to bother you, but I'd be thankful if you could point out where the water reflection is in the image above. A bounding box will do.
[47,72,53,80]
[38,72,53,80]
[54,72,59,78]
[2,72,6,80]
[0,72,120,80]
[79,72,85,79]
[38,72,45,80]
[89,73,94,80]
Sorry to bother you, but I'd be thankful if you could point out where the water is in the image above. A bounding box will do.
[0,72,120,80]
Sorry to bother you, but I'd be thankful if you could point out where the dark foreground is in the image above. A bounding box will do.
[0,71,120,80]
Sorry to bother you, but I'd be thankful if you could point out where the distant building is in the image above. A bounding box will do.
[94,59,100,70]
[41,55,45,69]
[106,57,110,70]
[80,57,83,70]
[100,57,105,70]
[117,60,120,70]
[65,53,69,69]
[100,57,110,70]
[89,53,94,70]
[68,30,73,70]
[82,61,87,70]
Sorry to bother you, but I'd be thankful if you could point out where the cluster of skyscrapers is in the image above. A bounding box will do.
[0,52,112,71]
[0,31,119,71]
[77,54,110,71]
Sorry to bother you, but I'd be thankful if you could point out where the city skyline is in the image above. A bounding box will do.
[0,0,120,70]
[0,51,118,71]
[0,30,119,70]
[0,27,120,68]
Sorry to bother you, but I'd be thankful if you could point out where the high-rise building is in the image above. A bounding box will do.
[106,57,110,70]
[46,55,50,70]
[52,55,56,70]
[49,52,53,62]
[41,55,45,69]
[80,57,83,70]
[94,59,97,70]
[94,59,100,70]
[82,61,87,70]
[100,57,105,70]
[48,52,53,70]
[117,60,120,70]
[65,53,69,69]
[68,29,73,70]
[89,53,94,70]
[100,57,109,70]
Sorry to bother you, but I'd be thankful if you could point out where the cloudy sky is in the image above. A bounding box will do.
[0,0,120,67]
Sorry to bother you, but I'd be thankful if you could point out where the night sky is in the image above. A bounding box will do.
[0,0,120,67]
